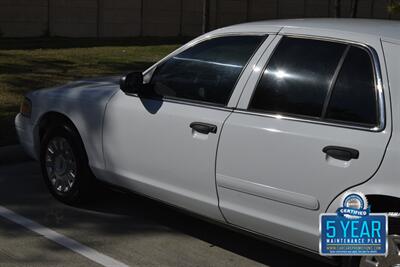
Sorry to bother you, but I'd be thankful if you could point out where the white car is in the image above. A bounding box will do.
[15,19,400,266]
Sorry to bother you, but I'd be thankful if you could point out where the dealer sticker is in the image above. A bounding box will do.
[320,191,388,256]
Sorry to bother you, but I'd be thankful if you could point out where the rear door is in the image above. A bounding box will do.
[216,35,391,251]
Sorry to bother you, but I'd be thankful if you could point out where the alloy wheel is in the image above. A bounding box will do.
[45,137,77,194]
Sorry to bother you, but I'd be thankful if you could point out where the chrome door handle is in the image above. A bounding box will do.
[190,122,217,134]
[323,146,359,161]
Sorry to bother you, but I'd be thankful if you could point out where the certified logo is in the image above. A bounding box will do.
[320,191,387,256]
[338,191,370,219]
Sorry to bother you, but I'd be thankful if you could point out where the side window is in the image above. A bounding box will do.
[150,35,265,105]
[249,37,347,118]
[325,47,378,126]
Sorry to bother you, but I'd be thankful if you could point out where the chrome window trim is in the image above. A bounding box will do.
[161,98,234,112]
[123,92,234,112]
[242,34,386,132]
[234,109,382,132]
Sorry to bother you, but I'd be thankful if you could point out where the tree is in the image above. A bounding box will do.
[388,0,400,14]
[350,0,359,18]
[336,0,400,18]
[202,0,210,33]
[335,0,342,17]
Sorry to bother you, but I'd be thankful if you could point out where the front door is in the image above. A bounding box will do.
[103,35,266,221]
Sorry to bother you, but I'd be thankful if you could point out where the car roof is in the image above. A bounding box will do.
[218,18,400,41]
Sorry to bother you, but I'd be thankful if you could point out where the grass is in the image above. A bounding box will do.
[0,37,184,146]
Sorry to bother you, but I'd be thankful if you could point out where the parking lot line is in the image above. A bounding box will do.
[0,205,129,267]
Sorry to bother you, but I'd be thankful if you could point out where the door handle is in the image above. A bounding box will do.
[190,122,217,134]
[323,146,359,161]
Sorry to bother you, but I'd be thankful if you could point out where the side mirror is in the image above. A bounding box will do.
[120,72,144,94]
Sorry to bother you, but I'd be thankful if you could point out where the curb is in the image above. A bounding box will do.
[0,145,32,165]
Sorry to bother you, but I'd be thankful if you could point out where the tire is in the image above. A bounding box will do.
[341,219,400,267]
[40,123,94,205]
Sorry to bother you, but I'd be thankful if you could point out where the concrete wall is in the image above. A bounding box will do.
[100,0,142,37]
[0,0,397,38]
[0,0,48,37]
[50,0,98,37]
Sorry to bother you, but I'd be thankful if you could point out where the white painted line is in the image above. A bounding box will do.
[0,205,129,267]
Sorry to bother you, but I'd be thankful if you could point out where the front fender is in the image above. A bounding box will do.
[28,77,120,170]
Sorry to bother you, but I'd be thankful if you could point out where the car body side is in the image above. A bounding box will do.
[15,21,400,254]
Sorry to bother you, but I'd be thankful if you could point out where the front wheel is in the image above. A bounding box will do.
[40,124,94,204]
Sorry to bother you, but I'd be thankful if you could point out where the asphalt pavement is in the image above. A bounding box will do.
[0,145,330,267]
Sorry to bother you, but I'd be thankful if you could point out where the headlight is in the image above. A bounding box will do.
[20,97,32,117]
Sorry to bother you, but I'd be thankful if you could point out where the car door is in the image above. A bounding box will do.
[216,35,391,250]
[102,34,271,221]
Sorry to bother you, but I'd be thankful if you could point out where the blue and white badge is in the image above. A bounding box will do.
[320,191,388,256]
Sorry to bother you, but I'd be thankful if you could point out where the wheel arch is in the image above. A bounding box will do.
[328,192,400,213]
[327,192,400,233]
[366,194,400,213]
[34,111,88,162]
[367,194,400,232]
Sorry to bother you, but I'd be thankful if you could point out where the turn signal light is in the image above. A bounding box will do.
[20,97,32,117]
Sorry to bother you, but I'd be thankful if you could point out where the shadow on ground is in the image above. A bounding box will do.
[84,187,333,266]
[0,159,332,267]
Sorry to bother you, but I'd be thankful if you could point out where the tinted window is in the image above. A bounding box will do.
[249,37,346,117]
[150,36,264,105]
[325,47,378,126]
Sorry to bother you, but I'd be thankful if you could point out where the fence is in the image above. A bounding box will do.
[0,0,398,38]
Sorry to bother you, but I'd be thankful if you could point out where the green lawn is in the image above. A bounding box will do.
[0,38,183,146]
